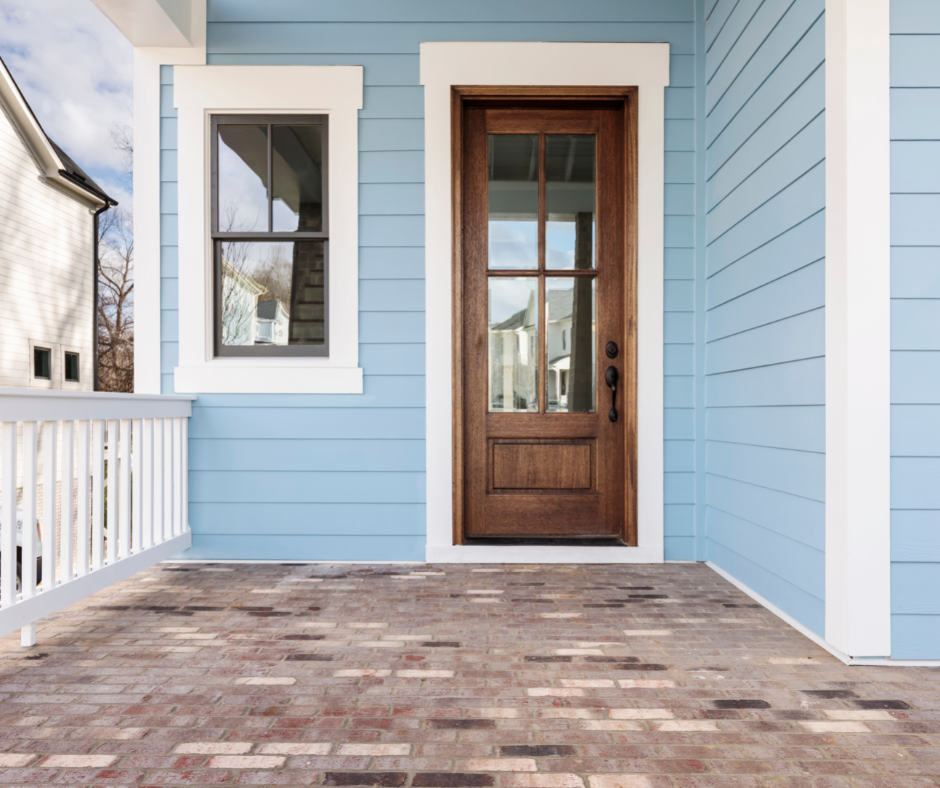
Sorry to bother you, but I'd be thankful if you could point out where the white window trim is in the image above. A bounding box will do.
[172,65,364,394]
[60,345,84,390]
[28,339,57,390]
[420,42,669,563]
[825,0,892,658]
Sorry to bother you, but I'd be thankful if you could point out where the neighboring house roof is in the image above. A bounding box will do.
[257,299,287,320]
[492,308,527,332]
[0,54,115,206]
[548,289,573,321]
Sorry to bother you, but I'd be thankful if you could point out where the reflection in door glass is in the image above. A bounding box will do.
[488,278,539,412]
[488,135,538,270]
[546,277,595,412]
[546,135,596,270]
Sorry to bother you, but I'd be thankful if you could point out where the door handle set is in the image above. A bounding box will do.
[605,366,619,423]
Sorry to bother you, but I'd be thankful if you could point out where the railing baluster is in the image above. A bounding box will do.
[173,418,183,537]
[119,419,131,559]
[141,419,153,550]
[40,421,57,593]
[181,418,189,533]
[1,423,17,609]
[91,420,105,571]
[20,422,40,647]
[57,421,72,587]
[106,420,118,564]
[154,419,164,545]
[21,422,39,600]
[163,418,174,544]
[132,419,142,554]
[75,420,90,579]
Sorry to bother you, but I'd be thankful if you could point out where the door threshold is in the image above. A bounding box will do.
[463,537,628,547]
[426,544,664,564]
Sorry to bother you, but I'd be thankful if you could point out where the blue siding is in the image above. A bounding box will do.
[160,1,700,560]
[890,0,940,658]
[702,0,826,636]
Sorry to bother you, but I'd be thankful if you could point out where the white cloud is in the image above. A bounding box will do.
[0,0,132,193]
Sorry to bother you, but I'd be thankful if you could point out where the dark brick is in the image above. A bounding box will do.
[617,586,654,590]
[586,656,639,663]
[802,690,859,699]
[422,642,462,647]
[525,656,573,663]
[184,606,225,611]
[854,700,912,710]
[323,774,407,787]
[628,594,669,599]
[428,719,496,729]
[234,606,273,611]
[281,634,326,640]
[583,604,624,608]
[134,606,178,611]
[412,775,494,788]
[248,611,293,617]
[500,745,577,757]
[713,699,772,709]
[630,664,669,671]
[286,654,334,661]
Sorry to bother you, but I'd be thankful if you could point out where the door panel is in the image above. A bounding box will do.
[461,104,627,539]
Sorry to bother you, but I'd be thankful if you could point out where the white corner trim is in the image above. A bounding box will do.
[825,0,892,657]
[172,65,364,394]
[420,41,669,559]
[132,0,207,394]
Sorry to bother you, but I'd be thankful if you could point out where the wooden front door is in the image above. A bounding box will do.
[457,97,636,541]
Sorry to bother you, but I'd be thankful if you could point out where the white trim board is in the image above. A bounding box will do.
[132,0,207,394]
[824,0,892,657]
[708,562,938,667]
[420,42,670,562]
[172,65,364,394]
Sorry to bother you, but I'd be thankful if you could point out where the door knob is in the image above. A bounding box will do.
[605,366,619,423]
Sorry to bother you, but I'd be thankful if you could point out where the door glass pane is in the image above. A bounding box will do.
[547,277,595,412]
[220,240,325,347]
[488,277,538,412]
[272,125,324,232]
[546,135,596,270]
[488,135,538,270]
[217,125,269,232]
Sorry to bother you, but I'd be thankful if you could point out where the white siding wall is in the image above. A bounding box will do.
[0,99,95,391]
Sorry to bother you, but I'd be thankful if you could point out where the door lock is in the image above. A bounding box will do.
[605,341,619,359]
[605,366,619,423]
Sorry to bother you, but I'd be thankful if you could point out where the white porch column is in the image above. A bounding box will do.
[825,0,892,657]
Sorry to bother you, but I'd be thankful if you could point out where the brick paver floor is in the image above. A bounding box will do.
[0,562,937,787]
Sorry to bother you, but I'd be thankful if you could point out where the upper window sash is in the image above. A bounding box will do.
[210,113,329,239]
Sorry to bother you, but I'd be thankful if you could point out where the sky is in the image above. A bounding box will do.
[0,0,133,207]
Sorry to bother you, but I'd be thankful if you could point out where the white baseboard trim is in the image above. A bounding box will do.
[706,561,940,667]
[427,545,664,564]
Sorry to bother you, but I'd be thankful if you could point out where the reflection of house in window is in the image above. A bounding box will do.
[488,289,537,411]
[547,288,572,408]
[256,299,290,344]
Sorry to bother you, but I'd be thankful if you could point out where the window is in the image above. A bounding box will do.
[211,115,329,357]
[64,352,80,382]
[33,347,51,380]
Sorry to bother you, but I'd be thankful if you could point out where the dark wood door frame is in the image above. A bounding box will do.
[450,86,639,546]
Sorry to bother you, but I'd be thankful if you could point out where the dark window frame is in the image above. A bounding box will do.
[210,113,329,357]
[64,351,81,382]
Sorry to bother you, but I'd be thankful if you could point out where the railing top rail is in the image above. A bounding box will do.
[0,389,196,422]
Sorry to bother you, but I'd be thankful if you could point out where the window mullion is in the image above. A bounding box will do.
[267,123,274,232]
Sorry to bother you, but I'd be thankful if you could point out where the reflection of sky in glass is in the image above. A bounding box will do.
[218,130,268,232]
[546,222,596,269]
[488,277,537,325]
[489,220,538,270]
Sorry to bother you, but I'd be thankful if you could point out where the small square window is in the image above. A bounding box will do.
[64,352,80,382]
[34,347,51,380]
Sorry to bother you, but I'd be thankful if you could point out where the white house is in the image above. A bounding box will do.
[0,55,116,392]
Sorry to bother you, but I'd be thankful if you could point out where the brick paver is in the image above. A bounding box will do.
[0,562,937,787]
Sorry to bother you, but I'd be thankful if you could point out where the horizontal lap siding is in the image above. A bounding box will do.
[703,0,826,636]
[890,0,940,658]
[173,0,697,560]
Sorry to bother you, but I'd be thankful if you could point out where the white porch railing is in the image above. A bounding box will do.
[0,389,196,646]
